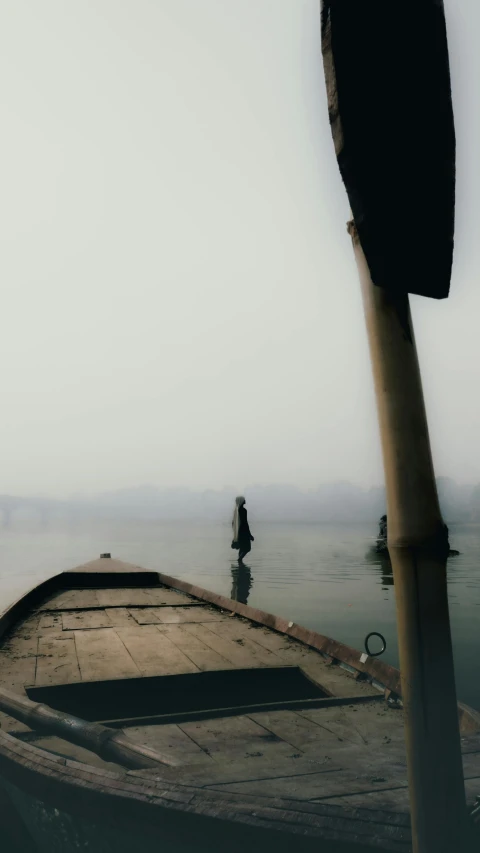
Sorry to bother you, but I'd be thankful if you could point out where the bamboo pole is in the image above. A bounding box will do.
[0,686,179,770]
[348,220,469,852]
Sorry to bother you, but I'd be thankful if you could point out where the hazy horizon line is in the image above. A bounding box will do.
[2,474,477,502]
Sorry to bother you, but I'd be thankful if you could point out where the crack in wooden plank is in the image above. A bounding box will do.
[202,766,343,789]
[292,709,353,744]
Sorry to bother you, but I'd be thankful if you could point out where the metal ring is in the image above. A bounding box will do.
[364,632,386,657]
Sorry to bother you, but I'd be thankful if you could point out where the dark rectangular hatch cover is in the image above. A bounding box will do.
[27,666,329,725]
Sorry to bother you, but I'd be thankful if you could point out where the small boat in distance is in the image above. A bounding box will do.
[372,516,460,558]
[375,515,389,555]
[0,556,479,852]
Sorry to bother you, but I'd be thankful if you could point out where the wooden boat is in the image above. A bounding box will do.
[0,556,479,853]
[372,541,460,559]
[371,532,459,560]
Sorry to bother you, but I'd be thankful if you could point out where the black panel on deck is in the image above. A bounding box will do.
[27,666,329,724]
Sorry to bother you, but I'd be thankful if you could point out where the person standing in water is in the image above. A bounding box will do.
[379,515,387,541]
[231,496,254,563]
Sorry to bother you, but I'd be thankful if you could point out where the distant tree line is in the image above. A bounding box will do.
[2,478,479,525]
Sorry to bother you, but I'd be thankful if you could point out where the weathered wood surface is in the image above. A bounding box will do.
[62,610,113,630]
[115,627,199,676]
[180,623,286,669]
[178,714,300,763]
[0,631,38,733]
[36,633,82,687]
[104,607,139,627]
[154,567,405,696]
[41,587,197,611]
[74,628,141,682]
[38,589,101,611]
[0,730,415,852]
[209,619,380,699]
[0,558,479,852]
[126,723,213,766]
[127,605,224,625]
[13,732,124,771]
[137,703,480,809]
[156,624,234,671]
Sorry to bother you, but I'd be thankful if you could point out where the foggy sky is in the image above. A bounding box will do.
[1,1,480,498]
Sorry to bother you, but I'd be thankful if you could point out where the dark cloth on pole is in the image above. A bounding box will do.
[321,1,455,300]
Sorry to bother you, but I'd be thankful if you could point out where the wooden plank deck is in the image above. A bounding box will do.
[115,627,199,676]
[156,624,234,671]
[36,633,82,686]
[5,587,378,689]
[74,628,141,682]
[0,562,479,852]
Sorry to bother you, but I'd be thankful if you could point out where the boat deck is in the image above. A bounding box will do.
[0,558,479,851]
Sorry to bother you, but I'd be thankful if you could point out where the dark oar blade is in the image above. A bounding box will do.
[321,1,455,299]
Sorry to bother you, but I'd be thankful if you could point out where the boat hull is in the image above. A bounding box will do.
[0,760,381,853]
[0,558,478,853]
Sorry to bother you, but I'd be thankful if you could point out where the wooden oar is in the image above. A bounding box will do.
[320,5,466,851]
[0,686,179,770]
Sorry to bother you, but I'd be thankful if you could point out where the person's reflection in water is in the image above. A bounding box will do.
[231,562,253,605]
[364,544,394,587]
[380,556,394,587]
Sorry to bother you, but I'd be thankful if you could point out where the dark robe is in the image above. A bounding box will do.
[237,505,253,548]
[232,505,254,556]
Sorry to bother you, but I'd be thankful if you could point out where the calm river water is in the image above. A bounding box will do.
[1,519,479,710]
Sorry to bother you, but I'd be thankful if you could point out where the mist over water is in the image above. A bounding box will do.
[2,0,480,499]
[1,518,479,712]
